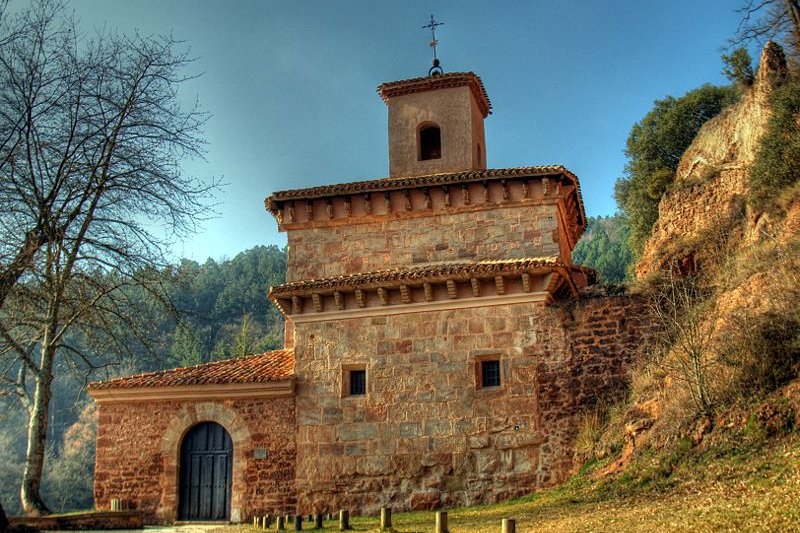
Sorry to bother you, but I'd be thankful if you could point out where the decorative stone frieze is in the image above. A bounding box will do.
[270,258,593,320]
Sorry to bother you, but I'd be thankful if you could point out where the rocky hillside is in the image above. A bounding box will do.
[637,42,791,277]
[589,42,800,484]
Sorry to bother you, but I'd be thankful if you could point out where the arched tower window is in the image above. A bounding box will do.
[418,123,441,161]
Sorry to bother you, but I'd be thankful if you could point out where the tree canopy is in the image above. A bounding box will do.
[614,85,735,257]
[572,214,634,284]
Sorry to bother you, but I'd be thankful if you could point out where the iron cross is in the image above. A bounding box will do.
[421,14,444,60]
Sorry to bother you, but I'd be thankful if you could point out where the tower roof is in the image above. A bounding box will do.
[377,72,492,118]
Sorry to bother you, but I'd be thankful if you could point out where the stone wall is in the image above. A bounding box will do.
[286,202,563,281]
[94,398,295,523]
[560,288,655,409]
[387,85,485,177]
[290,291,653,515]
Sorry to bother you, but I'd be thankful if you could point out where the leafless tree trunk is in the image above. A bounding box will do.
[0,0,219,515]
[0,499,8,533]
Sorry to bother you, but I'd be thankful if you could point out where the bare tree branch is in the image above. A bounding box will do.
[0,0,220,515]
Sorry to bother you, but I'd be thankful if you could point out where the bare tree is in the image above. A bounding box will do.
[0,0,218,514]
[646,269,717,416]
[733,0,800,56]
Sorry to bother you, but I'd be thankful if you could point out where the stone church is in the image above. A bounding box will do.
[89,69,651,523]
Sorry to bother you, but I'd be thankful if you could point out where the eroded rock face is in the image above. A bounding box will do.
[636,42,787,277]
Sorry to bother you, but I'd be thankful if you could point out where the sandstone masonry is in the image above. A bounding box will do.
[91,69,654,523]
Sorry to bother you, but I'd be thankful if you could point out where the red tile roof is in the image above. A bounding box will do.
[270,257,589,297]
[377,72,492,117]
[89,349,294,390]
[267,165,582,208]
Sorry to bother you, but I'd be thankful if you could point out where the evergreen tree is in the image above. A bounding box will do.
[615,85,735,257]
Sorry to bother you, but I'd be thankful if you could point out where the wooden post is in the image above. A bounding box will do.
[339,509,350,530]
[110,498,121,511]
[294,515,302,531]
[253,517,259,528]
[264,515,272,528]
[435,511,448,533]
[314,514,324,529]
[380,507,392,530]
[501,518,516,533]
[276,516,285,531]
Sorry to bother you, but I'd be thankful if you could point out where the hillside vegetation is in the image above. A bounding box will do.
[572,214,633,283]
[568,41,800,530]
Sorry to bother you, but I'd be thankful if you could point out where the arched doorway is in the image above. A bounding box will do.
[178,422,233,521]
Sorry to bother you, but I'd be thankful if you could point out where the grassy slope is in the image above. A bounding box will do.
[232,431,799,533]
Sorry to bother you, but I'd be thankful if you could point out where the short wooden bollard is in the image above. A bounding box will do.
[314,514,324,529]
[294,515,303,531]
[339,509,350,530]
[435,511,448,533]
[276,516,285,531]
[253,517,259,528]
[501,518,516,533]
[380,507,392,530]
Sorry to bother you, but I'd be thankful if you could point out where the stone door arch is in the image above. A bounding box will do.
[159,403,251,523]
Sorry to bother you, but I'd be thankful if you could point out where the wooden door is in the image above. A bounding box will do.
[178,422,233,521]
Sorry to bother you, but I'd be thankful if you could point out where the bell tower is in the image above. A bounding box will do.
[377,16,491,178]
[378,73,491,177]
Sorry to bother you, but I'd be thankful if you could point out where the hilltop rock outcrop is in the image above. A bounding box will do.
[636,42,788,277]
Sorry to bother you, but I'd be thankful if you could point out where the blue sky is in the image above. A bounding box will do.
[60,0,751,261]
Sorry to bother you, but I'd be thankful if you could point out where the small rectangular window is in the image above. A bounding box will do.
[481,360,501,388]
[349,369,366,395]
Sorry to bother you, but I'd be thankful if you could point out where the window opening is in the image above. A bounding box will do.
[481,360,501,388]
[349,369,367,395]
[419,124,441,160]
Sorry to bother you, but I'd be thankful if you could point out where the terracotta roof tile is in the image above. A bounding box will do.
[89,349,294,390]
[271,257,566,297]
[268,165,582,208]
[377,72,492,117]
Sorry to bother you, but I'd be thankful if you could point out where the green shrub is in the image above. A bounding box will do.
[749,74,800,212]
[722,47,754,87]
[720,309,800,397]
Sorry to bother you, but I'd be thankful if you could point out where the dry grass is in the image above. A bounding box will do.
[227,431,800,533]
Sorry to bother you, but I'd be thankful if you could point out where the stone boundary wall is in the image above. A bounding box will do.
[8,511,144,531]
[560,288,656,412]
[94,398,295,524]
